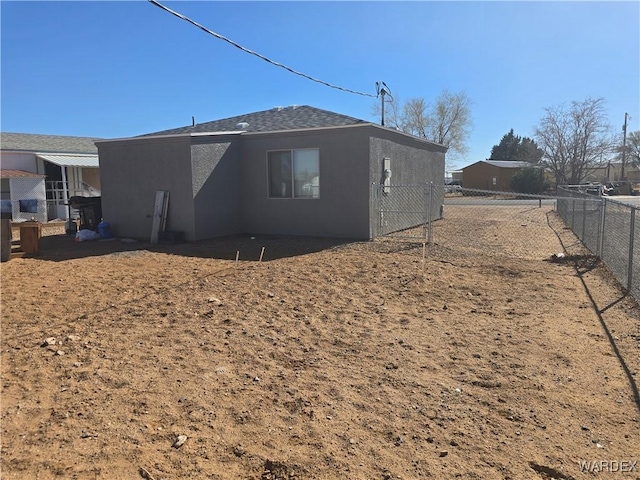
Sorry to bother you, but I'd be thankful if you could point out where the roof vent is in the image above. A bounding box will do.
[236,122,250,130]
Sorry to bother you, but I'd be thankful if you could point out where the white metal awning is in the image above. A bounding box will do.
[36,153,99,168]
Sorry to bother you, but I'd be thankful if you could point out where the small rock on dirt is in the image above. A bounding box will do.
[172,435,187,448]
[233,445,246,457]
[41,337,56,347]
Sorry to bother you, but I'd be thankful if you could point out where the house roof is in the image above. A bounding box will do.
[483,160,533,169]
[462,160,534,170]
[139,105,369,137]
[0,169,45,179]
[1,132,100,154]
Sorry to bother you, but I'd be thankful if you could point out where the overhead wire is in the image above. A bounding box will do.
[147,0,377,98]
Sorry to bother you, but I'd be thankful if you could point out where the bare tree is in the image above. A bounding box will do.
[400,97,429,137]
[534,97,612,186]
[373,90,473,161]
[428,90,472,159]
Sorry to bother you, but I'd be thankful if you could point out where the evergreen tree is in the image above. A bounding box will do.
[490,129,543,163]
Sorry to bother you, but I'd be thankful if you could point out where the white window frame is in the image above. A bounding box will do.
[267,148,320,199]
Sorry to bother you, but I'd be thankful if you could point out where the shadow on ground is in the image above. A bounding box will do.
[546,211,640,416]
[16,234,358,263]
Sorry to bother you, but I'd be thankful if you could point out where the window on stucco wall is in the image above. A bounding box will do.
[268,149,319,198]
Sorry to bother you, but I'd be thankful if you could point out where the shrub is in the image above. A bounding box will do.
[510,167,550,194]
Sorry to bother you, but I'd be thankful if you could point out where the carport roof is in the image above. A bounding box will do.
[36,153,99,168]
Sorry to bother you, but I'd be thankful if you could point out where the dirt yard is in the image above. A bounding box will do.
[1,207,639,480]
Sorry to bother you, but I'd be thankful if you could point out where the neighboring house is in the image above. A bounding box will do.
[0,170,47,222]
[96,105,446,241]
[461,160,533,191]
[585,162,640,184]
[450,170,463,183]
[0,132,101,221]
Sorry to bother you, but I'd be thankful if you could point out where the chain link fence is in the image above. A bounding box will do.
[373,183,562,260]
[438,187,561,260]
[373,183,639,303]
[372,183,442,241]
[557,187,639,302]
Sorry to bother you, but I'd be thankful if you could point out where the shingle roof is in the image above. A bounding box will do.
[1,132,100,154]
[140,105,369,137]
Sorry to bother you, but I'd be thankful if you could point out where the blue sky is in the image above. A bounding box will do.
[1,1,639,171]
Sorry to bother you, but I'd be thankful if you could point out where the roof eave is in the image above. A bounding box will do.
[95,131,244,145]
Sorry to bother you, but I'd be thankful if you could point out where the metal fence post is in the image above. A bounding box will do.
[427,182,433,244]
[628,206,636,292]
[581,199,586,241]
[373,182,381,238]
[421,184,428,240]
[596,198,604,258]
[598,198,607,259]
[571,199,576,230]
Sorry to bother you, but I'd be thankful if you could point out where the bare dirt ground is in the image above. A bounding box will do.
[1,207,639,480]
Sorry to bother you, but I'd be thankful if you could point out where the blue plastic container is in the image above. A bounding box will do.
[97,220,113,239]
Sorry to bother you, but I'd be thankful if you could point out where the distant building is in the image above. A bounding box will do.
[585,162,640,184]
[461,160,533,191]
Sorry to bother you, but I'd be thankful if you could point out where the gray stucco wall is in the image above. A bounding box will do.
[191,136,242,239]
[97,124,445,242]
[368,127,446,238]
[97,137,196,240]
[240,127,372,239]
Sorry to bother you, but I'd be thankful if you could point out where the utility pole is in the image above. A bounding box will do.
[621,112,628,181]
[376,82,392,127]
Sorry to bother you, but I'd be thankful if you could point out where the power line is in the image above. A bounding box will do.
[148,0,377,98]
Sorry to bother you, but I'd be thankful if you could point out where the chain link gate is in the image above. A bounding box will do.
[373,182,435,242]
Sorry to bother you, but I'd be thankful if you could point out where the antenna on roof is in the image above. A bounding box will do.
[375,82,393,127]
[192,116,196,127]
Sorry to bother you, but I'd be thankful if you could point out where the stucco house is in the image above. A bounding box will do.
[96,105,446,241]
[461,160,533,191]
[0,133,101,221]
